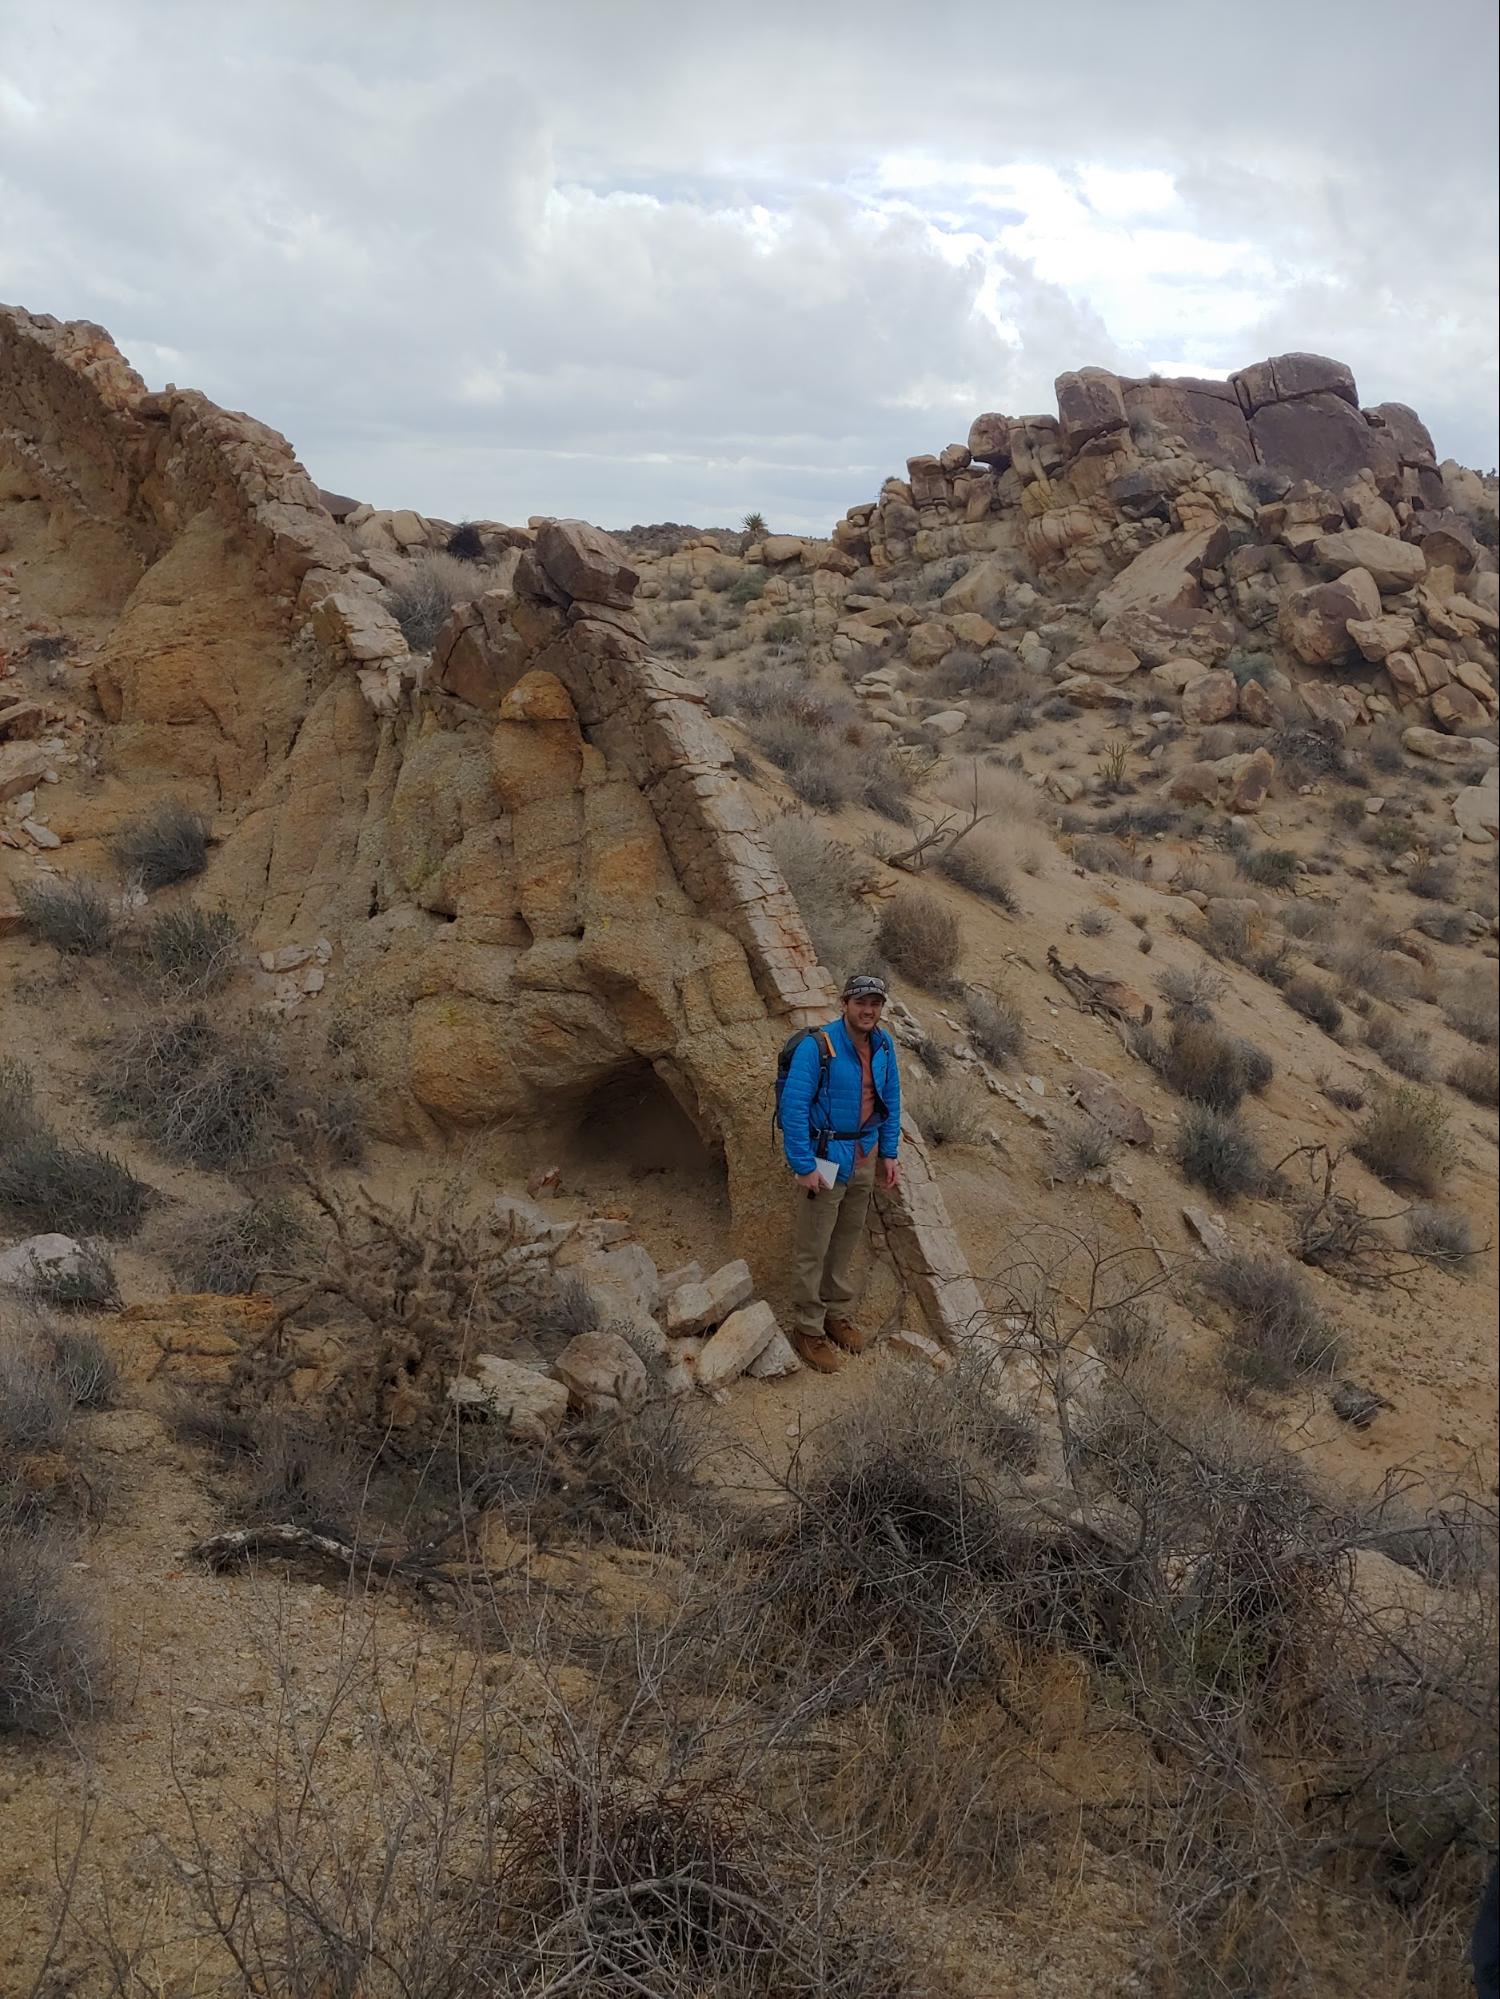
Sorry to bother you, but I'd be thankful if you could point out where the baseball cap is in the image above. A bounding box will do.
[841,973,889,1002]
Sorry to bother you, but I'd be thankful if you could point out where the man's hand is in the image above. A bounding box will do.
[795,1170,824,1194]
[878,1157,901,1190]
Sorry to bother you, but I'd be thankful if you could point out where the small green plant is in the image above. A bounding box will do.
[445,522,486,561]
[111,799,210,891]
[741,511,768,540]
[1237,848,1299,890]
[763,614,805,647]
[15,875,115,956]
[1097,736,1131,792]
[728,570,766,607]
[1353,1085,1457,1195]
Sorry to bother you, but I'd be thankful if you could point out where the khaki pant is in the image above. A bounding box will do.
[790,1149,876,1337]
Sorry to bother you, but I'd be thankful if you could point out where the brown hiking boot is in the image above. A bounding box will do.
[790,1329,846,1374]
[825,1316,872,1354]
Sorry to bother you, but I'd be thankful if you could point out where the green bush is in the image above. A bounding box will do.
[1237,848,1299,890]
[1354,1085,1457,1195]
[728,570,766,607]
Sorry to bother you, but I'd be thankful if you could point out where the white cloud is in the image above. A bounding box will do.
[1,0,1495,533]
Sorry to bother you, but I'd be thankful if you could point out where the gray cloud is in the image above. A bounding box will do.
[2,0,1494,533]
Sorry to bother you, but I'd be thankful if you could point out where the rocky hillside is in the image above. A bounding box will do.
[1,310,1496,1999]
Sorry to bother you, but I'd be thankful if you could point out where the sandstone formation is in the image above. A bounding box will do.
[0,304,991,1359]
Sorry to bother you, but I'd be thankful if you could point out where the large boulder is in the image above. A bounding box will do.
[1402,727,1497,766]
[1313,529,1425,592]
[1231,352,1359,414]
[1118,376,1256,472]
[535,520,638,608]
[1249,391,1400,492]
[1454,765,1499,843]
[1100,604,1234,668]
[0,1233,89,1294]
[967,413,1013,466]
[1065,640,1141,681]
[448,1356,569,1441]
[552,1330,649,1415]
[1181,670,1239,725]
[1430,684,1492,736]
[1055,368,1127,452]
[1348,614,1418,663]
[1094,526,1229,622]
[1277,569,1382,665]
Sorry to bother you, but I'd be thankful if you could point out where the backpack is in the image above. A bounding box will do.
[773,1028,835,1137]
[773,1025,892,1145]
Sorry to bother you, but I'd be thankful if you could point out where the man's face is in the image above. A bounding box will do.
[843,994,886,1035]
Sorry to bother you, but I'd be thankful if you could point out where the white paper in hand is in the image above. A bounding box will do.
[815,1157,839,1189]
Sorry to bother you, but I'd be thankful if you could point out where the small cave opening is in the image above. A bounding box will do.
[556,1059,731,1261]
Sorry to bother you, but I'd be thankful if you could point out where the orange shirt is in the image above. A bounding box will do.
[855,1036,876,1158]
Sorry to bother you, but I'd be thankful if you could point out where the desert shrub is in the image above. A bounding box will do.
[236,1413,366,1538]
[1156,963,1228,1020]
[22,1240,120,1311]
[0,1326,71,1456]
[1268,722,1347,782]
[913,1034,948,1077]
[876,887,960,989]
[968,992,1025,1066]
[1201,1250,1342,1389]
[0,1068,152,1237]
[94,1010,287,1170]
[166,1196,308,1295]
[1201,900,1258,965]
[1236,847,1298,890]
[1405,1204,1483,1277]
[1364,1007,1434,1082]
[39,1322,117,1409]
[1361,811,1419,855]
[908,1073,988,1147]
[728,569,765,606]
[1049,1115,1119,1181]
[1441,970,1499,1046]
[764,816,878,980]
[111,798,210,891]
[1320,1077,1365,1112]
[1284,971,1343,1036]
[384,551,487,652]
[1280,900,1335,942]
[1449,1045,1499,1108]
[0,1535,102,1736]
[762,613,805,647]
[1407,852,1459,902]
[1225,649,1274,687]
[14,874,115,956]
[136,903,241,995]
[444,521,486,560]
[1353,1084,1457,1195]
[1073,835,1146,880]
[934,833,1018,910]
[1078,906,1112,937]
[1175,1105,1267,1201]
[1162,1018,1250,1112]
[1233,1037,1274,1096]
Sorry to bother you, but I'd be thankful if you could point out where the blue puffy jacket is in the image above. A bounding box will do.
[779,1017,901,1184]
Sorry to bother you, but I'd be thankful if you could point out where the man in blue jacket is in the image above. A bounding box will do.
[780,972,902,1373]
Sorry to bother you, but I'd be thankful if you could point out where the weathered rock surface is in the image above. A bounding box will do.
[696,1300,780,1387]
[552,1331,649,1415]
[449,1355,569,1440]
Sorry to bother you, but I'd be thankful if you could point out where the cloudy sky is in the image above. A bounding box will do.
[3,1,1496,533]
